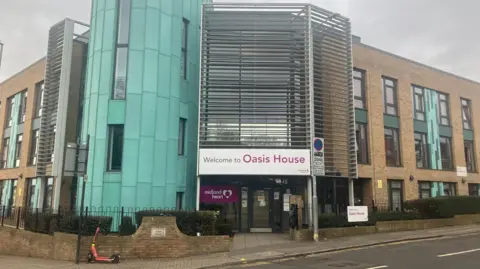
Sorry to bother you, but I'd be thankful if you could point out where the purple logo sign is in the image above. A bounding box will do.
[200,186,238,203]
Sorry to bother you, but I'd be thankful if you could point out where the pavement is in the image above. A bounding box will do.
[227,233,480,268]
[1,225,480,269]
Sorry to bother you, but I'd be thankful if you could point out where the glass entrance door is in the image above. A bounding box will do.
[251,189,271,231]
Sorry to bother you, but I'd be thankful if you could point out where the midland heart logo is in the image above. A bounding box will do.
[223,189,233,199]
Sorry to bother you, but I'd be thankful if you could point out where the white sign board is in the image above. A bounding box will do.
[347,206,369,222]
[150,228,166,238]
[198,149,310,175]
[456,166,467,177]
[312,137,325,176]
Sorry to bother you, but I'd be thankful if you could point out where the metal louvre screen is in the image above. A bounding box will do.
[199,3,311,149]
[199,3,356,177]
[310,6,356,178]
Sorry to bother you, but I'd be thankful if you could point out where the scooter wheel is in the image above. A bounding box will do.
[111,254,120,264]
[87,252,93,263]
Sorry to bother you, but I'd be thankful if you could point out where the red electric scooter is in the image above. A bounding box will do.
[87,227,120,264]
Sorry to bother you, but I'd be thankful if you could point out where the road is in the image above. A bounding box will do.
[228,234,480,269]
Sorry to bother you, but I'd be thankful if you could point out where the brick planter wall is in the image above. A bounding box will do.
[0,216,231,262]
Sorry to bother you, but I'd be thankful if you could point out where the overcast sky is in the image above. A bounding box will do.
[0,0,478,82]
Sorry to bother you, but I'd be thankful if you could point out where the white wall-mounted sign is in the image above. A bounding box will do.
[151,228,166,238]
[347,206,369,222]
[456,166,467,177]
[198,148,310,175]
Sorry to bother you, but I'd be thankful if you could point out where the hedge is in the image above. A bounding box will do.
[135,210,217,236]
[405,196,480,219]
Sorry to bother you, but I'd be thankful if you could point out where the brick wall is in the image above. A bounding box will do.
[0,216,231,262]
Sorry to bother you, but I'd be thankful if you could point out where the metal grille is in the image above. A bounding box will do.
[310,6,356,177]
[199,3,311,149]
[198,3,356,177]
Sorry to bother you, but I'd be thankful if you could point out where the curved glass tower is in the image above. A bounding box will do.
[79,0,206,210]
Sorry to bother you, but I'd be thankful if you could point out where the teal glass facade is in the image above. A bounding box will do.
[79,0,206,210]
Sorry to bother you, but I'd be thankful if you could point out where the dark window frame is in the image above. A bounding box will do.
[112,0,131,100]
[107,125,124,171]
[2,138,9,169]
[437,92,450,126]
[5,96,14,128]
[464,140,476,173]
[14,134,22,168]
[178,118,187,156]
[439,136,453,170]
[353,68,366,110]
[418,181,432,199]
[43,177,54,209]
[412,85,425,121]
[34,81,44,118]
[355,122,369,164]
[461,98,473,130]
[384,127,401,167]
[26,178,36,210]
[29,129,39,166]
[17,90,27,124]
[443,182,456,196]
[414,132,429,169]
[468,183,480,196]
[388,180,404,212]
[181,18,189,80]
[382,76,398,116]
[176,192,184,210]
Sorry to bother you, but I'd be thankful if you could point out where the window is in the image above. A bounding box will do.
[43,178,54,209]
[438,93,450,126]
[112,0,131,100]
[26,178,36,210]
[414,132,428,169]
[10,179,17,206]
[468,184,480,196]
[176,192,184,210]
[384,128,401,166]
[418,182,431,199]
[439,136,453,170]
[107,125,124,171]
[17,90,27,124]
[461,98,472,130]
[412,86,425,121]
[29,130,39,165]
[0,181,3,207]
[2,138,9,169]
[181,18,189,80]
[443,182,456,196]
[353,69,366,109]
[388,180,403,211]
[14,134,22,167]
[5,96,14,128]
[178,118,186,155]
[464,140,476,173]
[355,123,368,164]
[382,77,398,116]
[34,81,44,117]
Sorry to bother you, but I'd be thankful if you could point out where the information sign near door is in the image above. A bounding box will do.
[312,137,325,176]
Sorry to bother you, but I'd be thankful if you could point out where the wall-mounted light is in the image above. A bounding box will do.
[409,175,415,181]
[461,178,467,184]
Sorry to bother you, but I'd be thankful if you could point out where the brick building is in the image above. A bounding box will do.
[353,36,480,209]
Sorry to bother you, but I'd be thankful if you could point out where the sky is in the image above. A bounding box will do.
[0,0,478,82]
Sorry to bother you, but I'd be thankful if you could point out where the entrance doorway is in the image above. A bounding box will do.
[250,187,283,233]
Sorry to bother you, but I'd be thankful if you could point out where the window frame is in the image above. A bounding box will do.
[5,96,14,128]
[43,177,54,209]
[14,134,22,168]
[34,81,44,118]
[2,138,9,169]
[464,140,476,173]
[418,181,432,199]
[111,0,131,100]
[355,122,369,164]
[437,92,450,126]
[29,129,39,166]
[388,180,404,212]
[353,68,366,110]
[382,76,398,116]
[468,183,480,196]
[439,136,453,170]
[107,125,124,171]
[176,192,184,210]
[384,127,401,167]
[414,132,429,169]
[461,98,473,130]
[17,90,27,124]
[443,182,456,196]
[181,18,189,80]
[26,178,36,210]
[178,118,187,156]
[412,85,425,121]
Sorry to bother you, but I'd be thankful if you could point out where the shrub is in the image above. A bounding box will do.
[215,222,234,237]
[372,211,422,222]
[405,196,480,219]
[119,216,136,236]
[58,214,113,235]
[318,214,376,228]
[24,211,59,234]
[135,210,217,236]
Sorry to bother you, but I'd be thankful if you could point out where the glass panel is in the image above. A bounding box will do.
[439,94,446,101]
[416,112,425,121]
[354,79,362,97]
[354,99,364,109]
[386,87,394,104]
[386,106,396,115]
[464,121,471,130]
[414,87,423,94]
[117,0,131,44]
[178,119,186,155]
[415,94,422,110]
[441,117,449,126]
[353,70,362,78]
[391,189,402,211]
[384,78,394,87]
[440,101,447,116]
[252,190,270,228]
[113,48,128,99]
[108,125,124,170]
